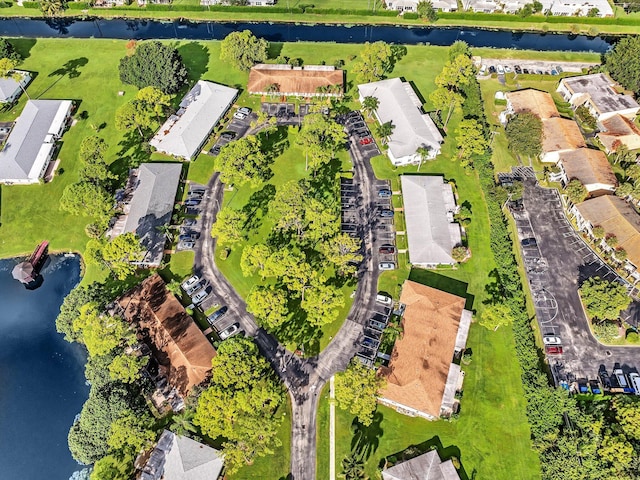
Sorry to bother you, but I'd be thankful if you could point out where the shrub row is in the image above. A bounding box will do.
[68,2,92,9]
[22,1,39,8]
[439,10,640,26]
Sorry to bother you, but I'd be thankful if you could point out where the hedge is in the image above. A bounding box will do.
[22,1,39,8]
[68,2,92,9]
[439,10,640,26]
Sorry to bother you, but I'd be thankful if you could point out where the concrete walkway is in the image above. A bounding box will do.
[329,375,336,480]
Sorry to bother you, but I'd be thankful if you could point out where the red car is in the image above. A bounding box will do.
[545,345,563,355]
[359,137,373,145]
[379,245,396,255]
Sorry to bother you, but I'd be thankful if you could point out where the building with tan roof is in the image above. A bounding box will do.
[597,114,640,153]
[504,89,560,120]
[556,148,617,195]
[247,64,344,98]
[571,196,640,278]
[378,281,472,420]
[118,274,216,398]
[557,73,640,122]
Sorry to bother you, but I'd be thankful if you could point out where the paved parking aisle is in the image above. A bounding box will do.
[513,172,639,385]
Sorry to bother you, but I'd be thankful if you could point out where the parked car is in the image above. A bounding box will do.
[207,306,228,325]
[379,244,396,255]
[629,372,640,395]
[233,111,248,120]
[514,65,522,74]
[210,145,221,156]
[238,107,252,115]
[185,280,204,296]
[543,335,562,345]
[220,131,236,141]
[378,189,392,198]
[556,66,563,74]
[188,190,204,199]
[191,289,209,305]
[551,69,559,76]
[181,275,199,290]
[360,137,373,145]
[376,294,392,306]
[521,238,537,247]
[179,232,199,242]
[523,68,530,74]
[589,379,601,394]
[177,241,195,250]
[184,198,201,207]
[504,65,513,74]
[379,262,396,271]
[219,323,240,340]
[379,209,394,218]
[479,65,487,75]
[350,122,366,130]
[355,130,370,139]
[545,345,563,355]
[497,65,505,74]
[614,368,629,388]
[183,218,197,227]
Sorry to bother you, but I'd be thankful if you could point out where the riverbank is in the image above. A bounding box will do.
[2,5,640,36]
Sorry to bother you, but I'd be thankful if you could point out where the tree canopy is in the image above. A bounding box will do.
[0,38,22,63]
[352,41,393,83]
[216,135,271,187]
[455,118,488,166]
[246,285,289,329]
[579,277,631,322]
[417,0,439,21]
[505,112,543,158]
[194,337,284,474]
[296,113,346,172]
[220,30,269,71]
[210,208,247,246]
[335,360,383,426]
[119,41,188,94]
[479,303,514,331]
[605,35,640,94]
[565,179,588,204]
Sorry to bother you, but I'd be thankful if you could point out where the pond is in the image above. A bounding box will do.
[0,17,614,52]
[0,255,89,480]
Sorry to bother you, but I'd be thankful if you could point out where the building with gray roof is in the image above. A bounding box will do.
[0,71,31,104]
[138,430,224,480]
[382,450,460,480]
[401,175,461,267]
[557,73,639,121]
[0,99,72,185]
[109,163,182,267]
[150,80,238,160]
[358,78,444,166]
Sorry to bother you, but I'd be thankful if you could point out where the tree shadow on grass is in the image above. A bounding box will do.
[111,130,153,180]
[178,41,210,82]
[381,435,472,480]
[37,57,89,98]
[11,38,36,60]
[242,183,276,234]
[267,42,284,60]
[350,412,384,461]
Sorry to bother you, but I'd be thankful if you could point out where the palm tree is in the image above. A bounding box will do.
[266,83,280,100]
[156,224,174,242]
[170,409,198,436]
[361,95,379,119]
[416,146,431,172]
[41,0,66,17]
[340,454,367,480]
[166,279,182,297]
[375,121,395,145]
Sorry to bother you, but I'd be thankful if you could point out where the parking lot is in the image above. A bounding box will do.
[209,108,256,156]
[478,59,598,76]
[176,183,206,252]
[356,299,393,366]
[512,170,639,388]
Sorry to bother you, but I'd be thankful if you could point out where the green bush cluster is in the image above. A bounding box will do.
[68,2,91,9]
[22,1,39,8]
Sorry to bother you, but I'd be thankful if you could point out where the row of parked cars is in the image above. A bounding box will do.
[177,186,204,250]
[343,111,375,145]
[181,275,241,341]
[480,64,564,76]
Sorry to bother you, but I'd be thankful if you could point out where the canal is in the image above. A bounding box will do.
[0,255,88,480]
[0,18,614,52]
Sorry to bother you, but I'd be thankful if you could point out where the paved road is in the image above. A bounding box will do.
[192,131,382,479]
[516,179,640,383]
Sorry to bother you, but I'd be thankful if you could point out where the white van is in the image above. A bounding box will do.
[376,294,392,306]
[629,372,640,395]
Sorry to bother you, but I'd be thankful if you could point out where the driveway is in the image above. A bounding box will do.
[191,110,385,479]
[516,176,640,384]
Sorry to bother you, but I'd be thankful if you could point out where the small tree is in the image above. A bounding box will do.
[505,112,543,159]
[479,303,514,331]
[417,0,438,22]
[220,30,268,71]
[605,234,618,248]
[375,121,395,145]
[352,41,393,83]
[41,0,66,17]
[593,320,620,342]
[452,246,468,263]
[565,179,588,204]
[361,96,379,119]
[334,360,383,426]
[592,225,606,240]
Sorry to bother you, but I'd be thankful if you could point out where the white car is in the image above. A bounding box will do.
[376,294,392,306]
[479,65,487,75]
[191,289,209,305]
[185,280,204,296]
[181,275,199,291]
[504,65,513,74]
[219,323,240,340]
[238,107,252,115]
[379,262,396,271]
[628,372,640,395]
[233,111,248,120]
[496,65,505,75]
[542,336,562,346]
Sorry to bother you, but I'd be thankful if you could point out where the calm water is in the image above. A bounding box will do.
[0,255,88,480]
[0,18,613,52]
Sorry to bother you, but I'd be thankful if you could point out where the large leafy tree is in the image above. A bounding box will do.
[613,397,640,440]
[479,303,514,331]
[0,38,22,63]
[194,337,284,474]
[89,233,145,280]
[417,0,438,22]
[107,409,156,455]
[240,243,272,277]
[579,277,631,322]
[72,302,131,357]
[320,233,363,275]
[216,135,270,187]
[60,181,113,226]
[220,30,268,71]
[335,360,383,426]
[210,208,247,246]
[116,86,171,138]
[352,41,393,83]
[108,353,148,384]
[56,283,108,343]
[90,453,133,480]
[565,179,588,204]
[429,87,463,128]
[505,112,543,159]
[435,54,475,90]
[78,136,116,186]
[119,41,188,94]
[448,40,472,61]
[246,285,289,329]
[305,198,339,243]
[301,280,345,326]
[455,118,488,166]
[296,113,346,172]
[270,180,308,237]
[605,35,640,94]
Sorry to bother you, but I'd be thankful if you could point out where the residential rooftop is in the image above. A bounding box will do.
[506,89,559,120]
[247,64,344,97]
[560,73,639,116]
[382,449,461,480]
[558,148,617,189]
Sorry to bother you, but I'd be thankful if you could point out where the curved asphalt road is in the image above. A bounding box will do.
[193,134,380,480]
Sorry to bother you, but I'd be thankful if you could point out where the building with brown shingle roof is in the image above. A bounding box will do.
[378,281,472,420]
[247,64,344,98]
[504,89,560,120]
[118,274,216,398]
[571,196,640,279]
[556,148,617,195]
[597,114,640,153]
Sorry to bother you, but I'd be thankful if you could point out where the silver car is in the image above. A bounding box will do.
[181,275,199,291]
[379,262,396,271]
[219,323,240,340]
[191,289,209,305]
